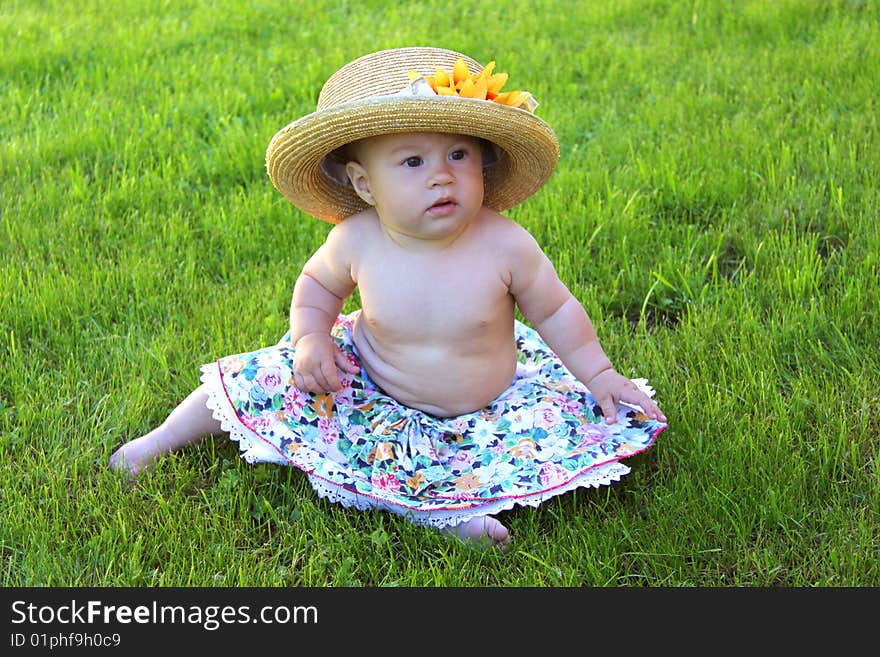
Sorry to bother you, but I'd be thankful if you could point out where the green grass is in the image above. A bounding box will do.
[2,0,878,586]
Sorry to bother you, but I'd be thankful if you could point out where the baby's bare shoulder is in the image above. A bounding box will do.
[332,210,380,238]
[325,210,381,252]
[474,208,542,254]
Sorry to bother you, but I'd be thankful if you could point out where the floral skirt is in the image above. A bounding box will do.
[200,312,666,528]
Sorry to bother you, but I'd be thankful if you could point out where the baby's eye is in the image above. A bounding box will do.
[449,149,467,161]
[404,156,423,167]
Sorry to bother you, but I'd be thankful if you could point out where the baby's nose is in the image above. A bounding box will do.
[428,164,454,186]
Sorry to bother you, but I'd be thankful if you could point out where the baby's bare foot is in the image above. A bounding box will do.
[445,515,510,549]
[109,432,169,477]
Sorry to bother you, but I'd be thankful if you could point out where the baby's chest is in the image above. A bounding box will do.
[356,260,511,334]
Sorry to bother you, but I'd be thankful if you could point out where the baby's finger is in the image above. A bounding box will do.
[334,348,360,374]
[651,404,667,423]
[641,396,666,422]
[622,390,667,423]
[320,360,341,392]
[596,395,618,425]
[294,371,318,394]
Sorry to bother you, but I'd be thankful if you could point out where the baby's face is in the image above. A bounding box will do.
[345,132,485,242]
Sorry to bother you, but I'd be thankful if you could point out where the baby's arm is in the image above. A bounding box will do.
[507,226,666,424]
[290,224,359,393]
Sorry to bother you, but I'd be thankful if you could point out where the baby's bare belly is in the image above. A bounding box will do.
[353,318,517,417]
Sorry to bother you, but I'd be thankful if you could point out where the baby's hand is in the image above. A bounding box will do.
[586,368,667,425]
[293,332,360,394]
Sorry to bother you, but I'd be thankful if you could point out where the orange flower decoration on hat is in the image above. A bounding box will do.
[408,58,537,111]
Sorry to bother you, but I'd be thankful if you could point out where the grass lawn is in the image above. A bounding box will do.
[1,0,878,587]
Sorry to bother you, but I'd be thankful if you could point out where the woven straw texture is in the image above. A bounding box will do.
[266,47,560,223]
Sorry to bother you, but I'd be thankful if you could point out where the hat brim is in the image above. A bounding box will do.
[266,95,559,223]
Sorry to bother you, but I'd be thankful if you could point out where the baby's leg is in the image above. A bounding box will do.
[109,384,221,476]
[443,515,510,549]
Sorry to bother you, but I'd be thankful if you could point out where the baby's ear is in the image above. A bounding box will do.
[345,161,375,205]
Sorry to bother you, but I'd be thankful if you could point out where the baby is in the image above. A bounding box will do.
[111,47,667,548]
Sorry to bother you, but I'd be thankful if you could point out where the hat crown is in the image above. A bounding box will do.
[317,47,483,111]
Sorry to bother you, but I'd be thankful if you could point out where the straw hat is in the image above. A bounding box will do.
[265,46,560,223]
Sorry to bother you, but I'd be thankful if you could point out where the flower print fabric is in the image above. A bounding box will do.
[200,312,666,528]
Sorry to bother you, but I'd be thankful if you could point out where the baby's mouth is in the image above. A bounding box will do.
[428,198,457,215]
